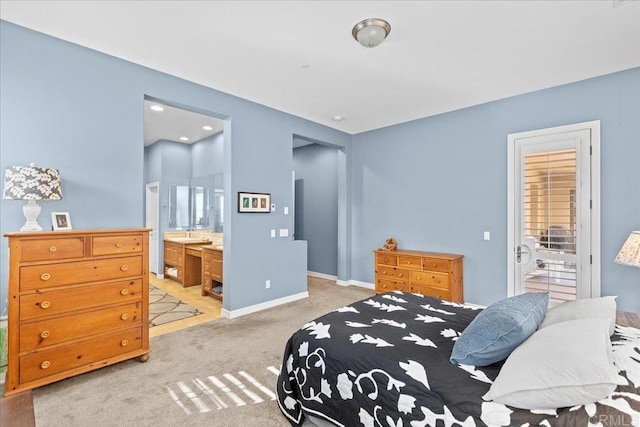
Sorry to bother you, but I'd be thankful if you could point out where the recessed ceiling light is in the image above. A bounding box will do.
[179,136,189,141]
[203,125,213,131]
[332,115,344,122]
[150,105,164,112]
[301,64,310,69]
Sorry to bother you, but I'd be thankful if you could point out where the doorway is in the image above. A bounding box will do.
[292,138,341,280]
[145,182,160,274]
[507,121,601,304]
[143,96,227,335]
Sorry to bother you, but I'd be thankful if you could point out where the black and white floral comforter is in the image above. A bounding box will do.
[276,291,640,427]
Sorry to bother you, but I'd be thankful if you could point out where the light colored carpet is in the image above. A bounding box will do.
[32,278,373,427]
[149,284,203,327]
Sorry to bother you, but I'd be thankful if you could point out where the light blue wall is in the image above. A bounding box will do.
[0,21,351,315]
[1,20,637,316]
[293,144,339,276]
[350,67,640,312]
[192,132,224,178]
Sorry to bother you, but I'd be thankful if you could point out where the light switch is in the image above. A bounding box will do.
[284,207,289,215]
[270,229,276,238]
[484,231,491,241]
[279,228,289,237]
[271,203,276,212]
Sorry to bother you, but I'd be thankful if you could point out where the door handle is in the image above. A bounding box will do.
[516,245,522,263]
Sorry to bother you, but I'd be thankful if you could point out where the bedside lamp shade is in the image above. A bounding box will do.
[3,164,62,231]
[614,231,640,268]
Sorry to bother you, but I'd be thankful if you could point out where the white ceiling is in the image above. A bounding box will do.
[143,100,224,146]
[1,1,639,135]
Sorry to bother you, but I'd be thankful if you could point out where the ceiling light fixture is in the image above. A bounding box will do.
[202,125,213,131]
[150,105,164,112]
[332,115,344,122]
[352,18,391,48]
[179,136,189,141]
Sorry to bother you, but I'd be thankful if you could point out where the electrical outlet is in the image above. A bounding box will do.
[265,280,271,289]
[279,228,289,237]
[484,231,491,241]
[271,229,276,238]
[284,206,289,215]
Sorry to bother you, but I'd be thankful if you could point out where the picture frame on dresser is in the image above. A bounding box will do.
[51,212,72,231]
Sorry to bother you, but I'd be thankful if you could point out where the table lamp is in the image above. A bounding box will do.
[3,163,62,231]
[614,231,640,268]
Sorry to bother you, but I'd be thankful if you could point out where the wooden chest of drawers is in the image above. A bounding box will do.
[3,229,150,396]
[374,249,464,303]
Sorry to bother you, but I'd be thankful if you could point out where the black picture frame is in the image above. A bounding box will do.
[238,192,271,213]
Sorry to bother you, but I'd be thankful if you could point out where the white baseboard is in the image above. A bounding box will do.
[221,291,309,319]
[156,273,165,280]
[335,279,374,290]
[307,271,337,281]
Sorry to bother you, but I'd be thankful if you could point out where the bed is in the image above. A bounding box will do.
[276,291,640,427]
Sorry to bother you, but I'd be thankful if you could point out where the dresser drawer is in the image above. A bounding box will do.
[398,255,421,269]
[376,266,410,281]
[376,253,397,266]
[209,250,223,261]
[20,256,143,291]
[19,327,143,384]
[92,234,143,256]
[376,278,409,293]
[411,270,450,288]
[411,285,451,301]
[421,257,451,273]
[19,237,85,262]
[20,302,143,351]
[20,279,143,321]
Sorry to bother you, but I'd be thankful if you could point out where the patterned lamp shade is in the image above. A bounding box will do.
[614,231,640,268]
[3,165,62,201]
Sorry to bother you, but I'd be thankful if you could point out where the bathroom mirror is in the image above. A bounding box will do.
[168,185,190,228]
[168,185,211,229]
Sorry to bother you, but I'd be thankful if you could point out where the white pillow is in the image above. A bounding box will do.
[483,318,623,410]
[539,296,617,336]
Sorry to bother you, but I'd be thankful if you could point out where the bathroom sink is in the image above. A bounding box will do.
[166,237,211,244]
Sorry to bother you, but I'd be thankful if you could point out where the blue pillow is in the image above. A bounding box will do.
[450,292,548,366]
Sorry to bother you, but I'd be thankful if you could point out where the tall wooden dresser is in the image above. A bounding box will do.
[374,249,464,303]
[3,228,150,396]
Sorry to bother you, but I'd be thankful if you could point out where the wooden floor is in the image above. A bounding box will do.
[2,300,638,426]
[149,274,223,338]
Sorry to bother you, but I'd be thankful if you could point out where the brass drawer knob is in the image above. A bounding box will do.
[398,273,403,277]
[431,264,437,268]
[40,301,51,309]
[40,361,51,369]
[115,242,122,248]
[120,313,129,320]
[407,260,412,264]
[121,340,129,347]
[120,289,129,296]
[382,271,387,275]
[40,330,51,339]
[416,276,422,280]
[40,273,51,281]
[49,246,57,252]
[120,265,129,272]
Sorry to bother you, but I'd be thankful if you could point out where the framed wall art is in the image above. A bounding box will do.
[238,192,270,213]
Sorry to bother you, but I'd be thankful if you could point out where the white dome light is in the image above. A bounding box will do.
[352,18,391,48]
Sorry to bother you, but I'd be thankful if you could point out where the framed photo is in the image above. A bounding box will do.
[51,212,72,231]
[238,192,270,213]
